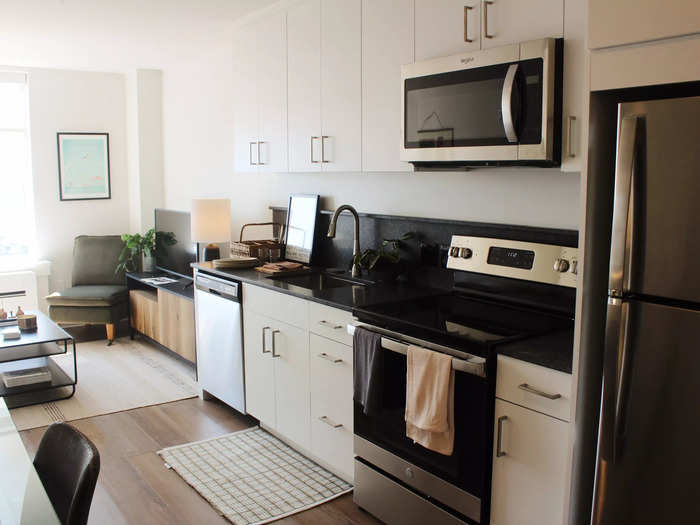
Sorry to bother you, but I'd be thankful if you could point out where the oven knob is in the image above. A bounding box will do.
[570,259,578,274]
[405,467,414,479]
[450,246,460,257]
[459,247,473,259]
[553,258,570,272]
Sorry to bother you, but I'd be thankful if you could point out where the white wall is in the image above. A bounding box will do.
[25,67,129,291]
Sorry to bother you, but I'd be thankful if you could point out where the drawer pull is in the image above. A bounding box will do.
[496,415,508,457]
[318,416,343,428]
[318,352,343,364]
[318,320,343,330]
[518,383,562,400]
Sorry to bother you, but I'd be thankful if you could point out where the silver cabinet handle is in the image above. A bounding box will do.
[464,5,473,43]
[257,141,265,165]
[567,116,576,158]
[518,383,562,400]
[262,326,271,354]
[483,0,493,39]
[496,415,507,457]
[321,135,330,163]
[318,320,342,330]
[311,136,320,163]
[249,141,258,165]
[271,329,281,357]
[318,352,343,364]
[318,416,343,428]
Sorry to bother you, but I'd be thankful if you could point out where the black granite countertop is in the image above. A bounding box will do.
[496,329,574,374]
[192,263,441,312]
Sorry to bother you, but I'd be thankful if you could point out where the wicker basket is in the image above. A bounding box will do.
[230,222,285,262]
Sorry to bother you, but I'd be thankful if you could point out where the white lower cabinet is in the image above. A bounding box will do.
[309,334,354,480]
[242,310,276,427]
[490,399,569,525]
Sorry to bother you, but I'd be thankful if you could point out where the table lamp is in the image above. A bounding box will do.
[191,199,231,262]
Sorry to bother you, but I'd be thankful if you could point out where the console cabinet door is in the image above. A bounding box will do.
[490,399,569,525]
[362,0,414,172]
[480,0,563,49]
[415,0,481,61]
[242,310,276,427]
[589,0,700,50]
[272,319,310,449]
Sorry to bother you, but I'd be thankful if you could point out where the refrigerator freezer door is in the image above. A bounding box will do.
[611,96,700,303]
[593,299,700,524]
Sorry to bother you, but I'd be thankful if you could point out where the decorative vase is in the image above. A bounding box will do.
[142,255,155,273]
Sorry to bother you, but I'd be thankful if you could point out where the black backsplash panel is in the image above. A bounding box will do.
[272,206,578,307]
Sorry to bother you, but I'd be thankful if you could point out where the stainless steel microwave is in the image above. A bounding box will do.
[401,38,562,168]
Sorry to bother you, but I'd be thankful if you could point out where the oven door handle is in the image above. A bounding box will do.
[501,63,519,143]
[348,323,486,378]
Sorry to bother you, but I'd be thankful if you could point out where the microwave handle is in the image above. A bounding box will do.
[501,64,519,143]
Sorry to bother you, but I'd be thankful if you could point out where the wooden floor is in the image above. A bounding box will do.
[19,397,380,525]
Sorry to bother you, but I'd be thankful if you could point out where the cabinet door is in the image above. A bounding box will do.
[481,0,563,49]
[362,0,414,172]
[257,12,288,173]
[560,0,586,173]
[272,319,310,448]
[287,0,322,172]
[242,310,276,427]
[589,0,700,50]
[415,0,481,61]
[233,23,259,173]
[490,399,569,525]
[157,289,196,362]
[320,0,362,171]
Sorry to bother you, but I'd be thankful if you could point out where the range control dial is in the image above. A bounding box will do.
[450,246,460,257]
[459,247,473,259]
[553,258,570,273]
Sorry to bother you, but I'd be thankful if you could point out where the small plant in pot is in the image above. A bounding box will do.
[116,229,176,274]
[352,232,415,282]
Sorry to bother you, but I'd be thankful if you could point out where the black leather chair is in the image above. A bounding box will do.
[33,423,101,525]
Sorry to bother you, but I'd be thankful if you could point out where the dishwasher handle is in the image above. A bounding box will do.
[195,273,240,301]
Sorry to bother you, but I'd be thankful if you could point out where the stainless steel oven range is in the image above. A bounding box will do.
[350,234,578,524]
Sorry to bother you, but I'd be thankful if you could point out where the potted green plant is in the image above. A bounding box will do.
[116,228,176,274]
[352,232,415,282]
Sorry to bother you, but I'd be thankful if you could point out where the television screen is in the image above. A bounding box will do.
[154,209,196,279]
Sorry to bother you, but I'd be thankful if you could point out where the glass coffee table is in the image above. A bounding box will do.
[0,311,77,409]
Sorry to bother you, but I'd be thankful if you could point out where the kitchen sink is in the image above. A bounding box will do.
[275,272,370,291]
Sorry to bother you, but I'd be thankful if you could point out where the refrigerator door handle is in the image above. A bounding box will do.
[608,115,640,297]
[601,297,633,464]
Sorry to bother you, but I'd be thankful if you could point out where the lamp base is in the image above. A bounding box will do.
[203,244,220,262]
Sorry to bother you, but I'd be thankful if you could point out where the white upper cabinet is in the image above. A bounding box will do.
[288,0,362,173]
[233,24,259,173]
[321,0,362,172]
[233,12,287,173]
[480,0,563,49]
[561,0,586,173]
[589,0,700,50]
[287,0,322,172]
[415,0,481,61]
[362,0,414,172]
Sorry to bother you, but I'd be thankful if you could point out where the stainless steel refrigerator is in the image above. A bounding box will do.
[591,95,700,523]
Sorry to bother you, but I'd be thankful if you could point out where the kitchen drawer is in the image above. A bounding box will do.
[309,302,355,345]
[309,334,353,428]
[242,283,308,329]
[310,408,354,482]
[496,355,571,421]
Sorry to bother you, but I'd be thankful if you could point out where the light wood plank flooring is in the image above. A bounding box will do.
[19,397,380,525]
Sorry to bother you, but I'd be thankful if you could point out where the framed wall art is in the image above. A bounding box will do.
[57,132,111,201]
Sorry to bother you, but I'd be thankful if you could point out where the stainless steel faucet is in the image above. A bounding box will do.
[327,204,361,277]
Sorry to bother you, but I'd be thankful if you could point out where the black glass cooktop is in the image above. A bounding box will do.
[354,292,574,351]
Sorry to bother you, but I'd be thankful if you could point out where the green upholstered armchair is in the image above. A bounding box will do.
[46,235,128,345]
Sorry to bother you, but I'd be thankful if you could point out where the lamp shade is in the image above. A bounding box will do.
[191,199,231,242]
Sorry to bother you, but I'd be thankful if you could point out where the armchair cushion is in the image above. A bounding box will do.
[46,285,128,307]
[72,235,126,286]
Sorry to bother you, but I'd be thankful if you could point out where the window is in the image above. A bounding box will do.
[0,72,35,268]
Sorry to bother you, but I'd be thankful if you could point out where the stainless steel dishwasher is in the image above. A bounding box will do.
[194,272,245,414]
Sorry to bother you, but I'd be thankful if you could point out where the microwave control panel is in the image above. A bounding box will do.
[447,235,578,288]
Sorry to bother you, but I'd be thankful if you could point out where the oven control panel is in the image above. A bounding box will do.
[446,235,578,288]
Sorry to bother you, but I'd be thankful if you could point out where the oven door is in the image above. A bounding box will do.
[351,324,492,523]
[401,38,556,165]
